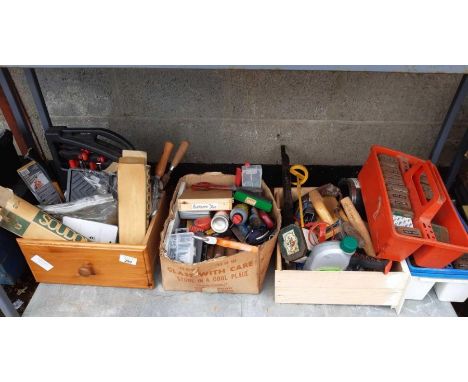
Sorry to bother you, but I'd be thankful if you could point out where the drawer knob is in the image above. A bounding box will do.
[78,263,95,277]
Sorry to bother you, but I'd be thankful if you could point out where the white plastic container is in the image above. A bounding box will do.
[303,236,358,271]
[242,164,262,189]
[401,259,468,302]
[434,281,468,302]
[404,277,436,300]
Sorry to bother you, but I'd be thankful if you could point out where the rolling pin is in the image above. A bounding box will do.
[340,197,376,257]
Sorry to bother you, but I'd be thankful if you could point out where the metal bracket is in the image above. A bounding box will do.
[430,74,468,164]
[24,68,53,130]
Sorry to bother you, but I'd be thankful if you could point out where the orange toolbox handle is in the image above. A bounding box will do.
[403,160,446,226]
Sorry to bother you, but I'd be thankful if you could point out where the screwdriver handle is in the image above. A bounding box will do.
[170,140,190,170]
[155,141,174,178]
[215,238,259,253]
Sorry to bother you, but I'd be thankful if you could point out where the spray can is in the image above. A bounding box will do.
[230,203,249,225]
[211,211,230,233]
[258,210,274,229]
[249,207,265,229]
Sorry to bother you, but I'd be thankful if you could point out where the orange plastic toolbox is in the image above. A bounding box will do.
[358,145,468,268]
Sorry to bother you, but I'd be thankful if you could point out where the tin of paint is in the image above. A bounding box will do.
[211,211,230,233]
[230,203,249,225]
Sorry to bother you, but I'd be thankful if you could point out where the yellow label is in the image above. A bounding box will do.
[244,197,256,206]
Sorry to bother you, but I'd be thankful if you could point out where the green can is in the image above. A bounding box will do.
[233,190,272,213]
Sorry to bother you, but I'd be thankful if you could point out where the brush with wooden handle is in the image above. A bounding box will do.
[340,196,376,257]
[162,140,189,188]
[150,141,174,216]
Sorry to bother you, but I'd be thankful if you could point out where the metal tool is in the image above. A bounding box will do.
[279,146,308,263]
[162,140,190,187]
[151,141,174,216]
[191,182,236,191]
[193,235,258,253]
[290,164,308,228]
[280,145,294,226]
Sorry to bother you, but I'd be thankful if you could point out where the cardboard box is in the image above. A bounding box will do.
[118,151,151,244]
[0,186,87,242]
[274,187,409,313]
[160,173,281,294]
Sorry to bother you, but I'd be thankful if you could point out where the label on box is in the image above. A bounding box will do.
[393,215,413,227]
[282,229,300,256]
[191,202,220,210]
[244,197,257,206]
[119,254,137,266]
[31,255,54,271]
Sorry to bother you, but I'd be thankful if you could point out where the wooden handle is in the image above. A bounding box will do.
[155,141,174,178]
[340,197,376,257]
[216,238,259,253]
[78,263,95,277]
[170,140,190,169]
[309,190,335,225]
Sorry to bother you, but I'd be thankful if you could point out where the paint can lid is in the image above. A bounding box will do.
[211,215,229,233]
[232,213,243,224]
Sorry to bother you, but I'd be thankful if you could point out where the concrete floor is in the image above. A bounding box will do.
[24,264,456,317]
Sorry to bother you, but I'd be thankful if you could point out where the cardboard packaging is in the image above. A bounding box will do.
[118,150,151,244]
[0,186,87,242]
[160,173,281,294]
[62,216,118,243]
[17,160,63,205]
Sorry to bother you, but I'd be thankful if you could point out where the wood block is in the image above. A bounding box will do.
[118,151,149,245]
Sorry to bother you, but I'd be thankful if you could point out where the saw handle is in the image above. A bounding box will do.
[155,141,174,178]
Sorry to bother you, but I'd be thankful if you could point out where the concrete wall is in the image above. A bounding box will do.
[7,68,468,165]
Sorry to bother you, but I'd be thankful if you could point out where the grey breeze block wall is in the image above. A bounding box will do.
[5,68,468,166]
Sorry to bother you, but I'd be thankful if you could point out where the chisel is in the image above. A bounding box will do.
[162,140,190,187]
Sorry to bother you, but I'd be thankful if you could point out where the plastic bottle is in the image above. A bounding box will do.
[249,207,265,228]
[303,236,358,271]
[230,204,249,225]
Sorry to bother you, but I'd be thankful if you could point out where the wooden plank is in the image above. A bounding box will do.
[275,269,408,289]
[118,152,148,244]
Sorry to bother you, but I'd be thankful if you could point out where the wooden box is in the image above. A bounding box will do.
[16,192,169,289]
[274,188,409,313]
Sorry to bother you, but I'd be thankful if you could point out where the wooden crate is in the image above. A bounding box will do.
[274,188,410,313]
[16,192,169,289]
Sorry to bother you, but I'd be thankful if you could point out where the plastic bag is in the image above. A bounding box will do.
[39,194,118,225]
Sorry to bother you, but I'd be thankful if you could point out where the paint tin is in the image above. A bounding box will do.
[210,211,230,233]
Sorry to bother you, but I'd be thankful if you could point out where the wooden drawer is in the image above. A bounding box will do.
[17,192,169,289]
